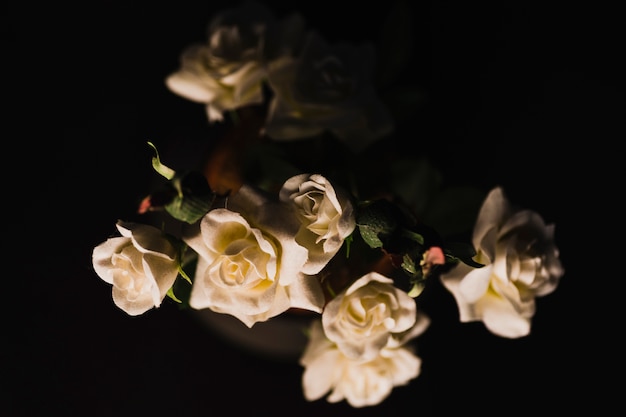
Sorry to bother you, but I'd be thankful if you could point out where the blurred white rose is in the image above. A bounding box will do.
[300,316,428,408]
[165,1,305,122]
[279,173,356,275]
[322,272,423,361]
[440,186,565,338]
[183,184,325,327]
[92,221,180,316]
[265,31,394,153]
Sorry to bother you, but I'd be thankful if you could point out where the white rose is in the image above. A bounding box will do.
[183,184,325,327]
[265,31,394,153]
[165,2,305,122]
[92,221,180,316]
[279,173,356,275]
[166,47,266,122]
[322,272,421,361]
[300,318,428,408]
[440,186,565,338]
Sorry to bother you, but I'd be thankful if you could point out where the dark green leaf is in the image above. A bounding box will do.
[165,171,216,224]
[444,242,484,268]
[356,200,400,248]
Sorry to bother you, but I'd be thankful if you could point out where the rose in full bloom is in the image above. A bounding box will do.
[183,184,326,327]
[92,221,180,316]
[300,315,429,407]
[279,173,356,275]
[322,272,421,361]
[165,1,305,122]
[264,31,394,153]
[440,186,565,338]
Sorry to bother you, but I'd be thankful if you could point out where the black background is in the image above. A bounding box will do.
[5,1,623,416]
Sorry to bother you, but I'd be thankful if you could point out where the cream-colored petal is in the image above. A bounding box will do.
[142,253,180,301]
[481,297,532,338]
[284,274,325,314]
[384,346,421,385]
[472,187,509,253]
[228,185,309,287]
[92,237,129,284]
[302,347,341,401]
[111,288,155,316]
[300,321,341,400]
[165,72,219,103]
[206,104,225,122]
[458,263,493,303]
[122,222,177,258]
[393,312,430,346]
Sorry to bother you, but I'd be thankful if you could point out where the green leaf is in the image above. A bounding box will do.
[356,200,399,249]
[344,234,353,258]
[166,286,182,303]
[444,242,484,268]
[400,228,424,245]
[168,257,196,310]
[147,141,176,180]
[400,253,418,276]
[178,264,192,285]
[402,254,427,297]
[407,280,425,298]
[164,244,194,305]
[165,171,216,224]
[357,225,384,249]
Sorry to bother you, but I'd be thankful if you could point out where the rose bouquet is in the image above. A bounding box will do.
[91,1,565,408]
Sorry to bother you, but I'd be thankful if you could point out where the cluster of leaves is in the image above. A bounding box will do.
[141,142,218,224]
[355,198,483,297]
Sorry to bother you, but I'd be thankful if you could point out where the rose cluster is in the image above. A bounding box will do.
[91,1,565,408]
[164,0,393,153]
